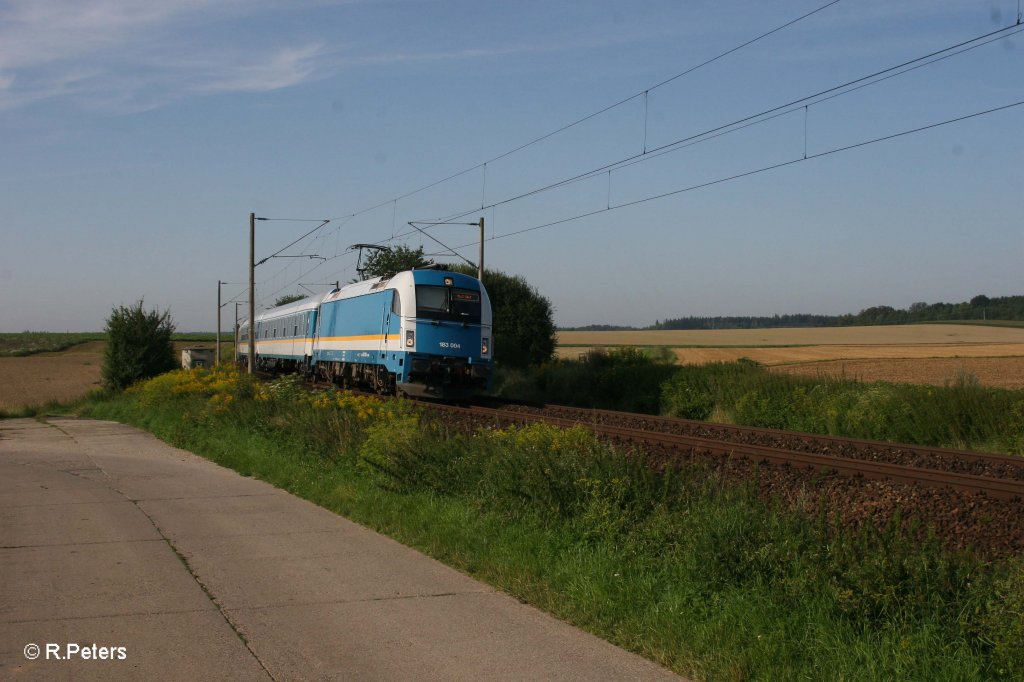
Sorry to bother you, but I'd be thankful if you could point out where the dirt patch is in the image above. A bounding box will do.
[772,357,1024,389]
[0,341,105,409]
[0,341,225,410]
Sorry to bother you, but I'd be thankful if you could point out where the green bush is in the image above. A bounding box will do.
[102,300,176,390]
[498,347,676,413]
[452,265,557,369]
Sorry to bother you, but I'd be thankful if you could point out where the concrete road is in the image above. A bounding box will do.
[0,418,684,681]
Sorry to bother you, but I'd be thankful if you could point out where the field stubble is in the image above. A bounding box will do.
[0,340,226,410]
[558,325,1024,389]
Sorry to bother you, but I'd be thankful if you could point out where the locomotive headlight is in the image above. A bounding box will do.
[406,330,415,347]
[481,337,489,355]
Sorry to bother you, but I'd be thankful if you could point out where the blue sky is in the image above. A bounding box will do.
[1,0,1021,331]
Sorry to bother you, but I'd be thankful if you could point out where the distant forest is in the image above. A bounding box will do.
[563,295,1024,331]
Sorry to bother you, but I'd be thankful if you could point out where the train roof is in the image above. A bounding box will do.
[321,268,482,305]
[252,292,329,324]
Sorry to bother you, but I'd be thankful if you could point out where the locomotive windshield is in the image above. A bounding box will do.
[415,285,481,323]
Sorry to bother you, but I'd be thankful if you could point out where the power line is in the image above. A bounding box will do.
[298,2,848,281]
[327,0,843,222]
[259,11,1021,292]
[398,21,1024,242]
[255,218,330,265]
[256,252,359,307]
[248,214,366,306]
[436,99,1024,249]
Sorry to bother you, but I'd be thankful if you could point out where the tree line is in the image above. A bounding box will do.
[651,295,1024,330]
[560,295,1024,331]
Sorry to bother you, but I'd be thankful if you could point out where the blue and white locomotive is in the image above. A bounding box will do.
[238,267,493,399]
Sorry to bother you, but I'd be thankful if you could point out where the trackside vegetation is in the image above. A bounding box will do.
[495,349,1024,455]
[71,367,1024,680]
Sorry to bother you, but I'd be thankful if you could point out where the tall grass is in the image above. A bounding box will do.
[497,352,1024,454]
[64,367,1024,680]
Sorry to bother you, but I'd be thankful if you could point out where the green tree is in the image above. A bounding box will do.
[452,265,556,368]
[361,245,433,279]
[274,294,305,307]
[102,300,176,390]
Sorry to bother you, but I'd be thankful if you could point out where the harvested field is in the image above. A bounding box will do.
[772,356,1024,389]
[557,324,1024,348]
[0,341,224,410]
[556,324,1024,389]
[0,341,104,410]
[560,343,1024,365]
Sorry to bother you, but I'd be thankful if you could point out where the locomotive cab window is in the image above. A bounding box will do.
[415,285,481,323]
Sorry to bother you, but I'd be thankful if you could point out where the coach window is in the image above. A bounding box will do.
[391,290,401,315]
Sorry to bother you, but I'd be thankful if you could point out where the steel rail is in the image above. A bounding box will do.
[248,372,1024,499]
[534,404,1024,469]
[433,403,1024,501]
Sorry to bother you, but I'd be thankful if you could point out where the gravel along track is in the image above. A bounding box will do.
[426,401,1024,558]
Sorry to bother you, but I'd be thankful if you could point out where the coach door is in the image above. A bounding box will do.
[379,290,401,357]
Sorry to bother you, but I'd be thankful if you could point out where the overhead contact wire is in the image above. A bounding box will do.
[398,21,1024,241]
[437,99,1024,248]
[328,0,844,221]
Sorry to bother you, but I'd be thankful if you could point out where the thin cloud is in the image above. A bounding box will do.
[0,0,336,112]
[190,43,331,94]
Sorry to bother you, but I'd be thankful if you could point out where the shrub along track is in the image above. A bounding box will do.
[267,373,1024,557]
[425,399,1024,558]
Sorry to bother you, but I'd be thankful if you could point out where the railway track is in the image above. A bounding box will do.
[250,370,1024,554]
[256,370,1024,501]
[431,400,1024,501]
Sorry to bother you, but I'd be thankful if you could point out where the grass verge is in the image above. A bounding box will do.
[41,368,1024,680]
